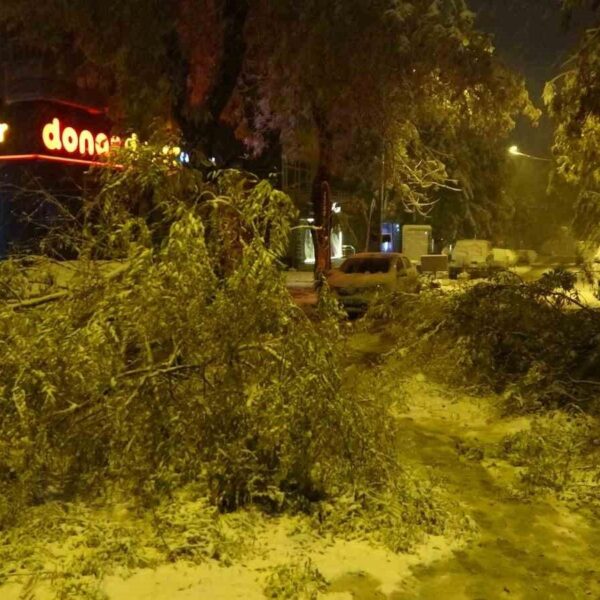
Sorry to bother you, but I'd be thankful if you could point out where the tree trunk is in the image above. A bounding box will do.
[365,196,378,252]
[311,162,332,279]
[168,0,249,156]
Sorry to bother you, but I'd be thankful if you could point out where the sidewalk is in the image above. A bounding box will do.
[285,270,317,310]
[285,270,315,289]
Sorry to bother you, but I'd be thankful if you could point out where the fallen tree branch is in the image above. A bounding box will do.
[568,377,600,387]
[6,290,70,309]
[4,263,130,310]
[117,362,207,380]
[384,318,447,358]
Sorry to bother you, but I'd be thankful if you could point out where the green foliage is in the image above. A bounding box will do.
[500,160,576,251]
[149,491,251,563]
[243,0,536,229]
[263,559,328,600]
[0,0,178,131]
[445,271,600,409]
[0,0,537,242]
[0,493,254,598]
[0,503,152,594]
[502,412,599,496]
[313,469,470,553]
[545,4,600,242]
[364,272,600,411]
[0,145,394,522]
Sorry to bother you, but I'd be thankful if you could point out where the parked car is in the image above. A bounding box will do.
[449,239,493,278]
[326,252,419,315]
[516,249,538,265]
[490,248,519,270]
[581,245,600,285]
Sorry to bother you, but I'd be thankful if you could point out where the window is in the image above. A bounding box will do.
[340,257,392,274]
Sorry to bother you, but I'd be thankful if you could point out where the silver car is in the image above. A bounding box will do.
[326,252,419,314]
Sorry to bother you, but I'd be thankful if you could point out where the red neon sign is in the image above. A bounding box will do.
[0,153,122,169]
[42,118,118,158]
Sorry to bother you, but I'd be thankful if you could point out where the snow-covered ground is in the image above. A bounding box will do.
[1,500,464,600]
[99,524,460,599]
[285,270,315,289]
[4,368,599,599]
[2,268,599,599]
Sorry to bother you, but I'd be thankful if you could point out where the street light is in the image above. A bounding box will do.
[508,145,552,162]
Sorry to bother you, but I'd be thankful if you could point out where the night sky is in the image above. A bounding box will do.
[469,0,597,153]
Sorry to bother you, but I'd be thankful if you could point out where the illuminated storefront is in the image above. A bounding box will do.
[0,101,114,167]
[0,100,115,256]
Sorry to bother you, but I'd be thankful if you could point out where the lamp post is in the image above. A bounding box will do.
[508,145,552,162]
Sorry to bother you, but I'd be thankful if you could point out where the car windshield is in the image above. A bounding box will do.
[340,257,392,274]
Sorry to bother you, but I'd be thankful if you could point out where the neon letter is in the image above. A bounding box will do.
[42,118,62,151]
[0,123,8,142]
[79,129,95,155]
[95,133,109,155]
[62,127,79,153]
[124,133,138,150]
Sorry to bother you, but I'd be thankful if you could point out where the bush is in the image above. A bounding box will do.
[0,492,254,595]
[502,411,600,496]
[264,559,328,599]
[0,145,397,521]
[364,272,600,412]
[313,469,472,552]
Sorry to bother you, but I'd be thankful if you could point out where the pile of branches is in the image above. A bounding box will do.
[368,271,600,412]
[447,271,600,408]
[0,144,396,526]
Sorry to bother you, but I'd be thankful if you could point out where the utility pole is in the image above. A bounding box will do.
[379,150,386,251]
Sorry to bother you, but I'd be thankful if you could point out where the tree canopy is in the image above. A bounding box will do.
[544,0,600,241]
[0,0,248,149]
[0,0,537,255]
[235,1,537,239]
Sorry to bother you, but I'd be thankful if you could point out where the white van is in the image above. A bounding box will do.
[449,240,493,278]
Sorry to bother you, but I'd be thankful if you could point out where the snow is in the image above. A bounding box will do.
[96,523,461,599]
[1,498,464,600]
[3,351,600,599]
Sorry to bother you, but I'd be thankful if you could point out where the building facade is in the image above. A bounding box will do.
[0,57,112,257]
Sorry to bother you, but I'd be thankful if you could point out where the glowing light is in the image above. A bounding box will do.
[507,144,552,162]
[42,119,62,151]
[0,123,8,143]
[62,126,79,153]
[79,130,95,155]
[332,202,341,214]
[95,133,109,155]
[42,118,111,157]
[125,134,139,150]
[0,153,122,168]
[179,151,190,164]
